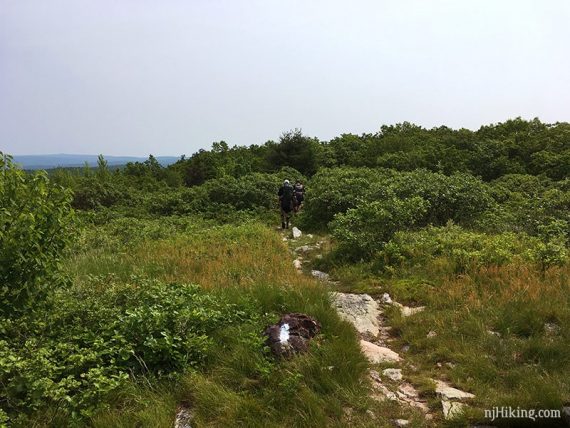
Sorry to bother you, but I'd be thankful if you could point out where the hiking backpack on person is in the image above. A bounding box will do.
[293,180,305,212]
[278,179,295,229]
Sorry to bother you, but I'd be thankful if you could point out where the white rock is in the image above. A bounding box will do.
[442,399,466,420]
[381,293,393,304]
[311,270,330,281]
[427,330,437,338]
[174,406,193,428]
[486,330,501,337]
[394,419,409,427]
[400,305,425,317]
[292,227,302,239]
[293,259,302,270]
[307,234,314,238]
[295,245,314,253]
[282,237,288,241]
[544,322,560,336]
[435,380,475,400]
[360,340,401,363]
[382,368,403,381]
[330,292,380,336]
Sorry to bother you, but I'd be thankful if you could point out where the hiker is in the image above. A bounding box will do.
[293,180,305,213]
[278,179,295,229]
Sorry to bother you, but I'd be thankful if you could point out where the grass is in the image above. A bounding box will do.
[57,221,389,427]
[324,248,570,426]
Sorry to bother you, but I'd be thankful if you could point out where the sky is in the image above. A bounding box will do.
[1,0,569,156]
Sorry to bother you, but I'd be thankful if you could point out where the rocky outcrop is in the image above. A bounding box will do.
[330,292,380,336]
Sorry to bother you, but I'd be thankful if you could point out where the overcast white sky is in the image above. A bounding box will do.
[1,0,569,156]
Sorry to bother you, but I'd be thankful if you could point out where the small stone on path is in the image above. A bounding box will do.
[292,227,302,239]
[435,380,475,400]
[383,368,403,381]
[311,270,330,281]
[360,340,401,363]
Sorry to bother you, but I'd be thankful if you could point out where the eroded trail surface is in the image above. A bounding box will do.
[284,228,479,427]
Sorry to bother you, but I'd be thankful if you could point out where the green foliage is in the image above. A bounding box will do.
[331,197,428,259]
[376,223,538,275]
[265,129,320,176]
[532,220,569,271]
[0,154,75,315]
[301,167,493,231]
[0,276,255,420]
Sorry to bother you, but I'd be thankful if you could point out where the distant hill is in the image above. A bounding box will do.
[12,154,180,170]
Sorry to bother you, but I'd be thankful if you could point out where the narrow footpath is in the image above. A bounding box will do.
[283,227,479,427]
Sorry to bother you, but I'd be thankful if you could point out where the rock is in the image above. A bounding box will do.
[487,330,501,338]
[292,227,302,239]
[382,368,403,381]
[427,330,437,338]
[400,305,425,317]
[401,345,410,353]
[311,270,330,281]
[174,404,193,428]
[544,322,560,336]
[435,380,475,400]
[369,370,399,401]
[264,313,321,358]
[307,234,314,238]
[330,292,381,336]
[360,340,401,363]
[295,245,314,253]
[442,399,466,420]
[282,237,288,241]
[293,259,302,269]
[394,419,409,427]
[381,292,393,304]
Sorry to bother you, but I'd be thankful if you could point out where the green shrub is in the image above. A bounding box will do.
[0,154,75,315]
[376,223,539,275]
[0,276,256,419]
[330,197,428,260]
[301,167,492,231]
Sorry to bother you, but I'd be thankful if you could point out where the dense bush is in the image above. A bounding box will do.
[148,169,303,218]
[376,223,539,275]
[0,276,256,420]
[330,197,428,259]
[301,167,493,231]
[0,155,75,315]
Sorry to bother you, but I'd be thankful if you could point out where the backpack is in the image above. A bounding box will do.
[281,184,294,205]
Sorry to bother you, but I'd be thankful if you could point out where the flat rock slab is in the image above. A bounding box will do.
[435,380,475,400]
[360,340,401,363]
[383,368,403,381]
[330,292,381,336]
[442,399,467,420]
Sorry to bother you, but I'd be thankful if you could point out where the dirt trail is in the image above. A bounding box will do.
[284,228,478,426]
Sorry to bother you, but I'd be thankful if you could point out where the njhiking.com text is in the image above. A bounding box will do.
[485,406,561,422]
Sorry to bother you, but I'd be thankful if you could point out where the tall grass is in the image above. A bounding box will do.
[62,222,381,427]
